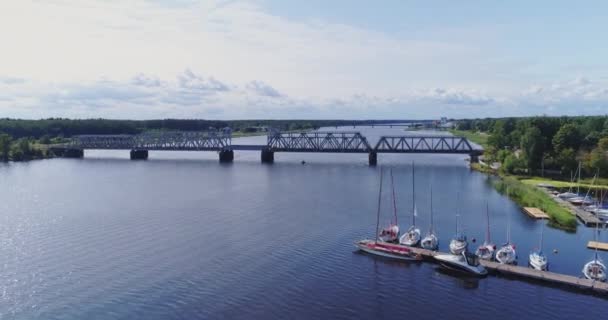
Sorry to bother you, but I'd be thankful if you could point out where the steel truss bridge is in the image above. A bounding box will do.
[51,130,482,165]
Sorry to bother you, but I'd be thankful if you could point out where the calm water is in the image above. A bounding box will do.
[0,127,606,319]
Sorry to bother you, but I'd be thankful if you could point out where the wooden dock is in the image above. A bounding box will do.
[542,190,605,227]
[523,207,549,219]
[587,241,608,252]
[401,246,608,294]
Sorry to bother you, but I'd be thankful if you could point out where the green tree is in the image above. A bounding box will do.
[521,127,545,172]
[552,124,580,154]
[598,137,608,151]
[584,148,608,176]
[556,148,578,176]
[0,133,11,161]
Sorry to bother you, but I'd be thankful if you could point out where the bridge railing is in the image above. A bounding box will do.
[68,131,232,150]
[267,131,372,152]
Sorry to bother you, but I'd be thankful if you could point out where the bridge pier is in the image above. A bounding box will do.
[261,149,274,163]
[130,149,148,160]
[219,150,234,163]
[368,152,377,166]
[61,148,84,158]
[469,154,479,163]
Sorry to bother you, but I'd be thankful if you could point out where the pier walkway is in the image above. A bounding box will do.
[403,246,608,294]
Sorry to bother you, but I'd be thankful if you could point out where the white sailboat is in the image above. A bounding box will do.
[449,214,467,255]
[570,171,597,206]
[400,162,420,247]
[582,223,607,281]
[529,222,548,271]
[496,196,517,265]
[421,185,438,250]
[475,203,495,261]
[379,169,400,243]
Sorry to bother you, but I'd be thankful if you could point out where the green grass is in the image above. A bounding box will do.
[493,177,577,231]
[449,129,489,147]
[521,178,608,190]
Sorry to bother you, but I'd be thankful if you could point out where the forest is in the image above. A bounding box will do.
[455,116,608,178]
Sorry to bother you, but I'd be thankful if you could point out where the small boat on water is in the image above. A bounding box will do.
[529,222,548,271]
[568,196,594,206]
[400,162,420,247]
[435,251,488,276]
[421,185,438,250]
[496,202,517,265]
[379,169,400,243]
[449,214,467,255]
[475,203,495,261]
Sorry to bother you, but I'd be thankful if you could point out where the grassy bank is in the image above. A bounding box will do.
[449,129,489,147]
[520,177,608,190]
[492,176,577,231]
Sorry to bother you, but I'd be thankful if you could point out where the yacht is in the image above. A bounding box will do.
[496,207,517,265]
[421,185,438,250]
[400,163,421,247]
[435,251,488,276]
[528,222,548,271]
[475,203,495,261]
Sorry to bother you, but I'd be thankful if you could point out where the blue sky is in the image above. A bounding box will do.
[0,0,607,119]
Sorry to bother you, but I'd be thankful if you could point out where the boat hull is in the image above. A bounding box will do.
[449,240,467,255]
[496,245,517,265]
[356,240,420,261]
[435,254,487,276]
[421,234,438,250]
[582,260,607,282]
[399,228,421,247]
[529,252,548,271]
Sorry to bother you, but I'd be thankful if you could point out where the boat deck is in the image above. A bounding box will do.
[522,207,549,219]
[371,244,608,294]
[587,241,608,252]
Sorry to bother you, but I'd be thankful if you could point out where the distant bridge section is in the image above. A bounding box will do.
[51,129,482,165]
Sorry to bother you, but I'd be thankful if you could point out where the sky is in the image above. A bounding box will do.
[1,0,607,120]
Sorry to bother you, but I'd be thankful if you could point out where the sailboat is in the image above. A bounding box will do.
[496,197,517,265]
[399,162,421,247]
[379,169,400,243]
[558,165,580,199]
[356,168,419,261]
[582,222,607,281]
[529,222,548,270]
[475,203,495,261]
[421,185,438,250]
[569,171,597,206]
[449,214,467,255]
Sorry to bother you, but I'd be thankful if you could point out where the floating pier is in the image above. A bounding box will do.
[587,241,608,252]
[523,207,549,219]
[361,244,608,294]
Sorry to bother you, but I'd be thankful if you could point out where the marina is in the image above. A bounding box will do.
[356,243,608,294]
[541,188,606,227]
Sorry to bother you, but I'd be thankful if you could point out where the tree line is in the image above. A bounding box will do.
[456,116,608,177]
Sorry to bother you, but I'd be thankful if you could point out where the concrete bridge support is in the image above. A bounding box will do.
[63,148,84,158]
[261,149,274,164]
[368,152,377,166]
[130,149,149,160]
[219,150,234,163]
[469,154,479,163]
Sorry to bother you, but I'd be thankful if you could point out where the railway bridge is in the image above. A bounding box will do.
[50,130,482,165]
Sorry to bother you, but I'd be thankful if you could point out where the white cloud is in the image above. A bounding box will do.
[0,1,607,119]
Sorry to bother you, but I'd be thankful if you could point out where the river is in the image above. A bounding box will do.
[0,127,605,319]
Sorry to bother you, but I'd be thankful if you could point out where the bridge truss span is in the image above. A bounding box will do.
[267,131,372,153]
[374,135,476,154]
[69,131,231,151]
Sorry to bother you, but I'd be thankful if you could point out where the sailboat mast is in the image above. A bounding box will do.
[390,168,398,225]
[485,202,491,244]
[375,168,384,243]
[412,161,416,227]
[430,184,434,233]
[577,162,581,195]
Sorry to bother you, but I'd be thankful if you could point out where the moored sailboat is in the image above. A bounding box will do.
[421,185,438,250]
[400,162,421,247]
[529,222,548,271]
[356,168,419,261]
[449,214,467,255]
[475,203,495,261]
[582,222,607,281]
[379,169,400,243]
[496,195,517,265]
[558,165,580,199]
